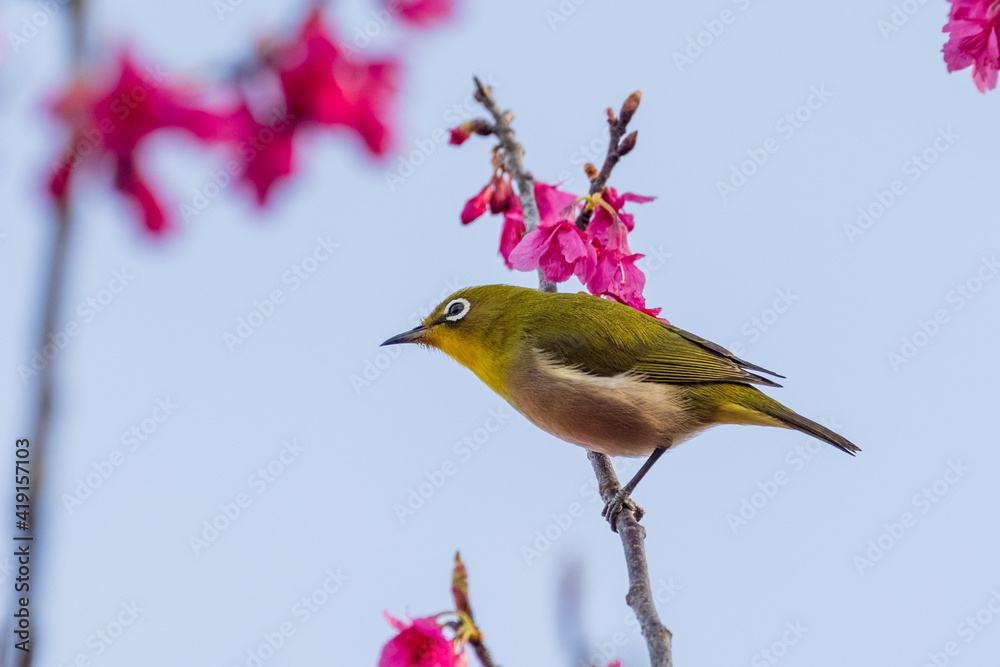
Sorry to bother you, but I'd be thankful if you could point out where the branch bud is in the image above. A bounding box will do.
[469,118,493,136]
[618,131,638,156]
[584,163,598,180]
[619,90,642,125]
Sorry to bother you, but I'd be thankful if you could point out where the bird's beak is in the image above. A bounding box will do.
[381,325,429,347]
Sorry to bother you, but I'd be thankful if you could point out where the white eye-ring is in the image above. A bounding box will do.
[444,298,471,321]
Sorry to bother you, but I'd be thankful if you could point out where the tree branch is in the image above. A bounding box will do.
[588,452,672,667]
[574,91,640,232]
[470,80,671,667]
[472,77,555,292]
[11,3,85,666]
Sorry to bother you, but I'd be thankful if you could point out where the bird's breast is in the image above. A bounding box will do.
[504,349,706,457]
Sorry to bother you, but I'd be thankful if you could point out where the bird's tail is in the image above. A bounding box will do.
[768,404,860,455]
[688,384,860,455]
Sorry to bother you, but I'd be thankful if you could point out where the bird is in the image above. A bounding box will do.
[382,284,858,527]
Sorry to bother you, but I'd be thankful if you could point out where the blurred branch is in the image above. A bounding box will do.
[470,80,671,667]
[11,2,87,666]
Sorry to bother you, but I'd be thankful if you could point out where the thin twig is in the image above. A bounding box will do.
[472,77,555,292]
[469,80,671,667]
[574,91,641,232]
[469,638,498,667]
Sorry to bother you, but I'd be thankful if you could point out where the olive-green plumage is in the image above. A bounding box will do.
[383,285,858,459]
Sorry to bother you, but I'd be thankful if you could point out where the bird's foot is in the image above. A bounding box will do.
[601,488,644,532]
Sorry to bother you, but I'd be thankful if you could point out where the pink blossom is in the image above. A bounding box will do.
[272,8,398,154]
[509,218,597,283]
[238,116,297,205]
[448,124,472,145]
[587,186,655,245]
[47,53,243,234]
[586,220,645,307]
[498,198,525,268]
[534,181,578,226]
[460,181,492,224]
[944,0,1000,92]
[460,173,515,223]
[489,175,514,214]
[379,613,466,667]
[393,0,456,27]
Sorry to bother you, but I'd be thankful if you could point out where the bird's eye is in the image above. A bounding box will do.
[444,298,470,322]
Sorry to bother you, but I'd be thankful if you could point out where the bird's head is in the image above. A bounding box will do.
[381,285,525,392]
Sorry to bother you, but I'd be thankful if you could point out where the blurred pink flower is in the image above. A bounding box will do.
[393,0,456,27]
[379,613,466,667]
[113,156,168,235]
[509,218,597,283]
[449,124,472,145]
[47,52,243,234]
[238,116,297,205]
[944,0,1000,91]
[272,8,399,154]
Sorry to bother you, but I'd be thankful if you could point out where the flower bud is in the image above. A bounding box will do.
[619,90,641,125]
[618,131,638,156]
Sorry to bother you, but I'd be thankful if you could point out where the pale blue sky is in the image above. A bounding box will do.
[2,1,999,666]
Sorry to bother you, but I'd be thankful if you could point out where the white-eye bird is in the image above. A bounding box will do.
[383,285,858,525]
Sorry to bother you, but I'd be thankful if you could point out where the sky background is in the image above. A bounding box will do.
[2,0,999,666]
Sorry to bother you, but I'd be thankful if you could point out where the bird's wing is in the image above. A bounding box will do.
[533,315,784,388]
[630,323,784,387]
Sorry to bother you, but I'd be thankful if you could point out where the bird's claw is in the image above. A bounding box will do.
[601,488,644,531]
